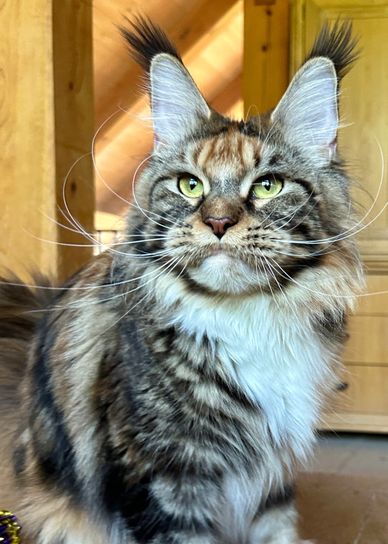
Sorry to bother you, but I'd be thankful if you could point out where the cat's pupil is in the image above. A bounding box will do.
[262,179,271,191]
[189,179,197,190]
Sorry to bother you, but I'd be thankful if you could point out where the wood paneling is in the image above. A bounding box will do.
[0,0,57,279]
[337,365,388,415]
[243,0,290,117]
[344,315,388,365]
[53,1,95,279]
[355,275,388,315]
[292,1,388,431]
[321,412,388,433]
[323,365,388,431]
[0,0,94,281]
[94,0,240,132]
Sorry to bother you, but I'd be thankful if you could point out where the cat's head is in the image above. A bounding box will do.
[122,19,360,297]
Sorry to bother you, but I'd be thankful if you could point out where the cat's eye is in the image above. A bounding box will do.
[251,176,283,199]
[178,174,204,199]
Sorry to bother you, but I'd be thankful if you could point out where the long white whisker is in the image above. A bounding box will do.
[283,200,387,247]
[256,248,279,309]
[1,255,174,293]
[59,158,179,259]
[104,254,187,331]
[91,111,180,229]
[37,254,182,312]
[21,233,171,250]
[130,155,185,229]
[266,257,388,299]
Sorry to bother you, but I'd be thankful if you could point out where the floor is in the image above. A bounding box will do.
[296,433,388,543]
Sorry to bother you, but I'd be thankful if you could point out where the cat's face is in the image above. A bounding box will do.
[126,35,356,296]
[133,116,352,296]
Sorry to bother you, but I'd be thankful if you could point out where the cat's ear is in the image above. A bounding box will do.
[149,53,211,146]
[121,17,210,147]
[270,57,338,165]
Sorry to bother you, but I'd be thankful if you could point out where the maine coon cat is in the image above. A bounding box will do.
[0,19,363,544]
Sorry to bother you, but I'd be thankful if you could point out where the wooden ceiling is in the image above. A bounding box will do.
[93,0,243,216]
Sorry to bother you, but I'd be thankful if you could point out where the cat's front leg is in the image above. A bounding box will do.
[109,473,220,544]
[248,500,313,544]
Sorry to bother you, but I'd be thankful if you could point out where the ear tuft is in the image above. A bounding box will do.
[120,17,210,147]
[119,16,181,72]
[305,20,359,80]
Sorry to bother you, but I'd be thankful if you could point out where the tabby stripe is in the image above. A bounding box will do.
[261,484,295,513]
[292,177,317,196]
[102,467,212,543]
[145,366,257,464]
[30,315,80,497]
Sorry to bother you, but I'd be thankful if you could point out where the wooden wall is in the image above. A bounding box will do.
[243,0,290,117]
[0,0,95,282]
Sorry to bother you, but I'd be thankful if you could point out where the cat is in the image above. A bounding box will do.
[0,18,363,544]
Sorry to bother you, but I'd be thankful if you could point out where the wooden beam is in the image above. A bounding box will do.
[94,0,240,133]
[243,0,290,117]
[0,0,94,282]
[53,1,95,279]
[211,74,243,117]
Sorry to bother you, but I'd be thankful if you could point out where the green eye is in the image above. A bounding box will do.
[178,175,204,198]
[251,176,283,199]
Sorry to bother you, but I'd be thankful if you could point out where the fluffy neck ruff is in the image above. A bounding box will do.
[152,272,340,459]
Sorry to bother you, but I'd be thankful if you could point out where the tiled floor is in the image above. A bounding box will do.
[297,433,388,543]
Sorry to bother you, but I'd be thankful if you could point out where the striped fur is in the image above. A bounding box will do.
[0,21,363,543]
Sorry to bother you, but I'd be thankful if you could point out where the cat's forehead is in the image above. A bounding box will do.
[191,129,262,182]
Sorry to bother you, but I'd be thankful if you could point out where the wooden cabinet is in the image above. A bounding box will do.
[291,1,388,431]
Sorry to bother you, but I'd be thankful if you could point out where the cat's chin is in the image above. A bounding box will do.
[187,253,262,295]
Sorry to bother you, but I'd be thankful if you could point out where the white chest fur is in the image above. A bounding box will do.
[154,276,336,541]
[159,280,334,459]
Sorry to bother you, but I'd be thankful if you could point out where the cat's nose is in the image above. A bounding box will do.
[204,216,237,239]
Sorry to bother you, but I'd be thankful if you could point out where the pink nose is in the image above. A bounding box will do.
[204,216,237,239]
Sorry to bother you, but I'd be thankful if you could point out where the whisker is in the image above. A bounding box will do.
[130,155,185,229]
[41,209,95,236]
[92,109,133,208]
[58,158,178,259]
[20,233,171,250]
[256,248,279,309]
[282,200,387,247]
[30,254,181,312]
[104,254,187,331]
[261,253,295,315]
[265,256,388,299]
[1,250,182,294]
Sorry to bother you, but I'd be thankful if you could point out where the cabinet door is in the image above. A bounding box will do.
[292,0,388,268]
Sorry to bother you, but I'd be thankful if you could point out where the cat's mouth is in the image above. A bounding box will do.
[185,246,264,295]
[206,246,236,257]
[186,243,263,272]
